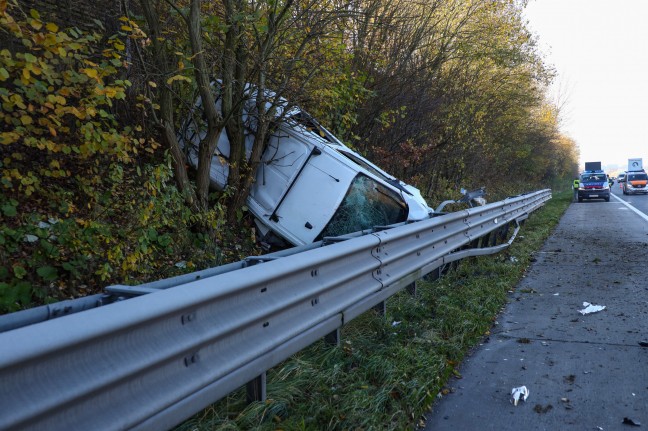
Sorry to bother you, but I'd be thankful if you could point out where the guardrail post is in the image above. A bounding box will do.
[425,267,441,281]
[480,232,491,248]
[470,238,481,249]
[488,230,498,246]
[373,301,386,316]
[496,223,509,243]
[246,372,267,403]
[324,328,341,346]
[406,281,417,297]
[503,222,511,239]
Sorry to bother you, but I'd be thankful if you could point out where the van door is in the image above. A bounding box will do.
[254,146,358,245]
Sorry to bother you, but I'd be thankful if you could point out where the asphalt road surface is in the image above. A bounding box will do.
[424,189,648,430]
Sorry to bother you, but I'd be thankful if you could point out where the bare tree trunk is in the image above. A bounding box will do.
[221,0,248,219]
[188,0,225,210]
[139,0,197,210]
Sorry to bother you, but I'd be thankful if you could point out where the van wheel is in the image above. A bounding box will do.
[578,197,583,202]
[605,196,610,202]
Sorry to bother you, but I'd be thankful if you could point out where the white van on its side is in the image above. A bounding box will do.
[179,86,433,247]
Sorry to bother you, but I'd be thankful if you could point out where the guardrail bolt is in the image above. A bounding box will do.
[311,269,319,277]
[181,312,196,325]
[184,352,200,366]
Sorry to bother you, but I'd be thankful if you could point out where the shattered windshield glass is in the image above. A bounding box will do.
[318,174,408,238]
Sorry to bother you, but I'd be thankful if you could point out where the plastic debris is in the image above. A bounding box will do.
[174,261,187,269]
[24,234,38,243]
[510,386,529,406]
[579,302,606,315]
[509,256,519,263]
[391,321,401,327]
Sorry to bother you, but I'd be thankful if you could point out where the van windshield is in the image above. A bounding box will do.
[581,173,607,182]
[318,174,408,238]
[628,173,648,181]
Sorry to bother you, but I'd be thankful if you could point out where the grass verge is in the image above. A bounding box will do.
[176,190,572,431]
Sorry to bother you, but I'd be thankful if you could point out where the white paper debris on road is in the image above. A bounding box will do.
[510,386,529,406]
[579,302,606,315]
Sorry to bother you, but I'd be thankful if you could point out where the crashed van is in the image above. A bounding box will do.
[179,85,433,247]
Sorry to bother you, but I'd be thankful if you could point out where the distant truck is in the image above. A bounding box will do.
[628,158,643,172]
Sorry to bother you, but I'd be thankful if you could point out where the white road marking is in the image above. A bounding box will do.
[611,193,648,222]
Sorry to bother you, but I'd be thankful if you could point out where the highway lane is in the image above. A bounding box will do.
[424,191,648,430]
[610,180,648,216]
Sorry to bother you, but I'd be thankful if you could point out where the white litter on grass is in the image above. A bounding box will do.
[579,302,606,315]
[510,386,529,406]
[391,321,401,327]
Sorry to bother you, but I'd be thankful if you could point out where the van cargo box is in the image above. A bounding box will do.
[628,158,643,171]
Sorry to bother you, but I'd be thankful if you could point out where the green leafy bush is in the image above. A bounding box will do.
[0,4,260,313]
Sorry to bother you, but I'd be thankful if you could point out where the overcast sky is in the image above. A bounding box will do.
[523,0,648,171]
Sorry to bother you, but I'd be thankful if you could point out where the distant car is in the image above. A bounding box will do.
[179,85,433,247]
[577,170,610,202]
[618,172,626,183]
[623,171,648,195]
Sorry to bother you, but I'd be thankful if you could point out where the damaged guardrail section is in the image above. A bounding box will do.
[0,189,551,431]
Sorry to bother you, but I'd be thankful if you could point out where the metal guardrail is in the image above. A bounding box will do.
[0,189,551,431]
